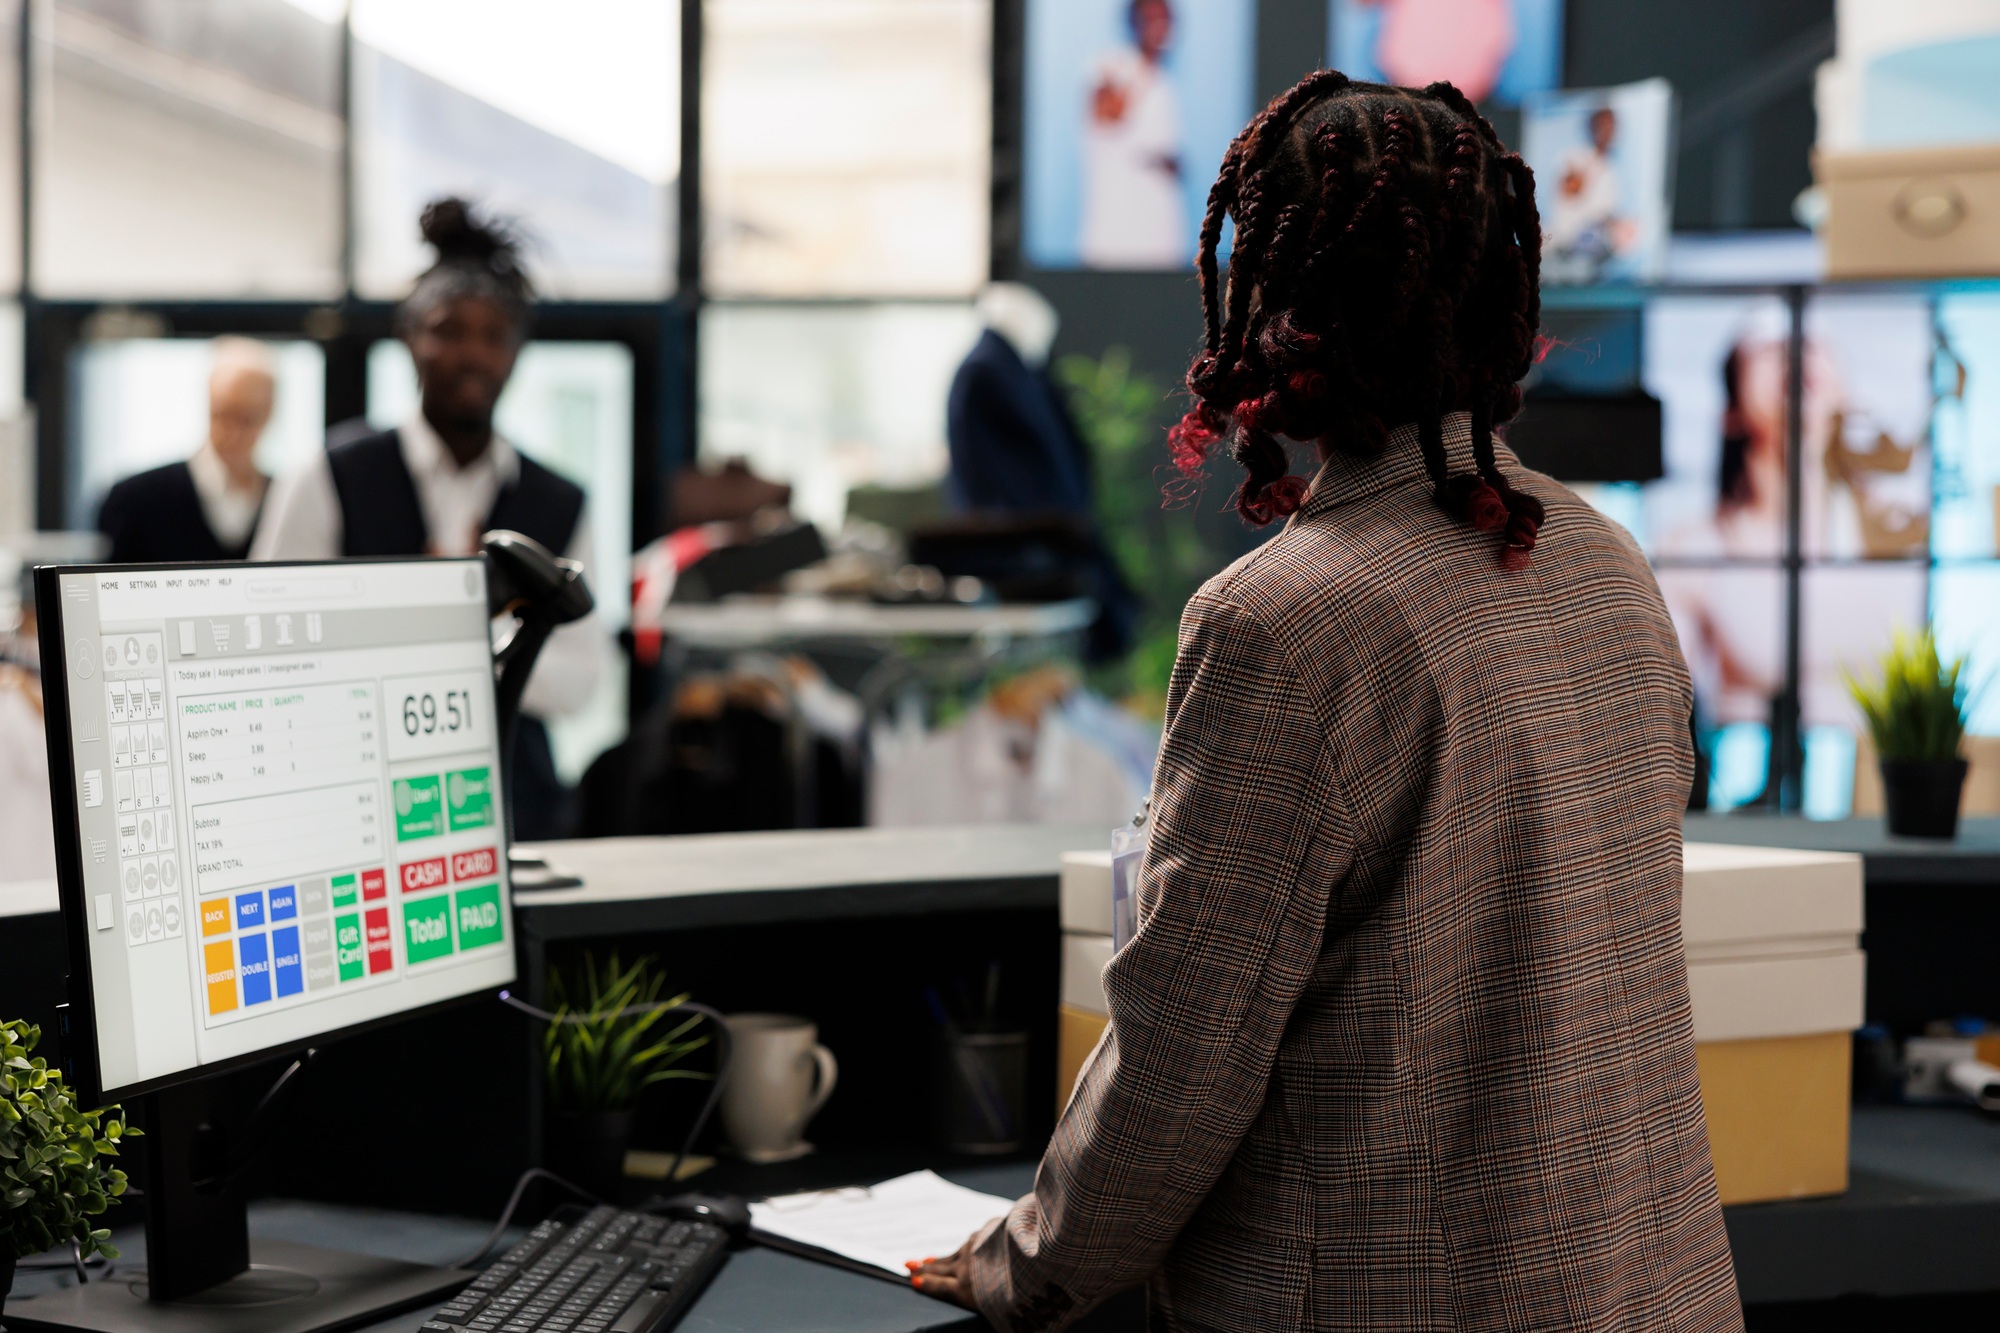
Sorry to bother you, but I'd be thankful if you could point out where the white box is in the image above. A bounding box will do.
[1062,932,1113,1016]
[1682,843,1863,953]
[1687,951,1867,1043]
[1818,142,2000,280]
[1061,850,1114,936]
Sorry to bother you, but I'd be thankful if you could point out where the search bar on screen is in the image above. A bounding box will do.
[244,576,363,602]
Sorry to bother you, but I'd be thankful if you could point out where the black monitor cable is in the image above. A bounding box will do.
[189,1047,318,1192]
[23,1049,319,1287]
[449,995,732,1271]
[17,1239,102,1283]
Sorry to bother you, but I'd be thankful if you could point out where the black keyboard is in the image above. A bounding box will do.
[420,1204,731,1333]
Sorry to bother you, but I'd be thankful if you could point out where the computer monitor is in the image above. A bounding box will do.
[28,556,514,1330]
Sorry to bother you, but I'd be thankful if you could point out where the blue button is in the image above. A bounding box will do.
[272,926,303,998]
[267,885,298,922]
[235,891,265,931]
[238,933,271,1005]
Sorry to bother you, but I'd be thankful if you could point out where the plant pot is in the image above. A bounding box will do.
[544,1109,636,1201]
[1880,758,1969,840]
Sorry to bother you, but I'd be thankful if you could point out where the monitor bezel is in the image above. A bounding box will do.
[37,556,520,1109]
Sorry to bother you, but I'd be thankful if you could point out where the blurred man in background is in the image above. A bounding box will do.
[254,198,604,839]
[97,336,273,563]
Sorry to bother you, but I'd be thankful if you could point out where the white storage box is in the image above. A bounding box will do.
[1818,141,2000,279]
[1055,841,1867,1204]
[1060,850,1114,936]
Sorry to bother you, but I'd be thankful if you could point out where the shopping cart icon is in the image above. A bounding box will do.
[210,621,232,652]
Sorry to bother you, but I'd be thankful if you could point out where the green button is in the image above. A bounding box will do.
[394,775,444,842]
[332,873,357,909]
[446,767,495,833]
[402,894,454,964]
[334,913,364,981]
[453,883,504,951]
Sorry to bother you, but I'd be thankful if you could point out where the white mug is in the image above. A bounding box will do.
[721,1013,839,1163]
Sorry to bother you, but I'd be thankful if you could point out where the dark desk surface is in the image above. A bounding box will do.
[11,1108,1998,1328]
[1683,814,2000,884]
[3,1164,1045,1333]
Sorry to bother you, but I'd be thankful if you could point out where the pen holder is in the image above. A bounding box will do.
[938,1029,1028,1155]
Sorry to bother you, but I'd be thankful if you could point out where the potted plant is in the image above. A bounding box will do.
[542,954,710,1198]
[0,1019,135,1313]
[1848,629,1974,839]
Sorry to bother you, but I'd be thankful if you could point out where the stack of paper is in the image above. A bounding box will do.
[748,1171,1016,1278]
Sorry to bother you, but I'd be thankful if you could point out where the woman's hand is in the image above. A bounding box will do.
[905,1232,981,1310]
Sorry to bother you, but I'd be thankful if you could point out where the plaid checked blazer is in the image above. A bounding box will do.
[970,414,1742,1332]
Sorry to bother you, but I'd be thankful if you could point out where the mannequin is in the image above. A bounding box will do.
[944,283,1136,659]
[974,282,1060,369]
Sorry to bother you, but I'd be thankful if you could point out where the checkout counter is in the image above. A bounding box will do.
[6,818,2000,1324]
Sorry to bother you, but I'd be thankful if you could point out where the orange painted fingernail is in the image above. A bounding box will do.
[912,1275,925,1288]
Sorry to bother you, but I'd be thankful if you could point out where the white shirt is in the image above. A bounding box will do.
[185,443,265,550]
[251,414,607,719]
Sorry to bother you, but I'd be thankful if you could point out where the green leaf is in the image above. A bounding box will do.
[0,1018,134,1262]
[1844,628,1974,762]
[539,955,712,1114]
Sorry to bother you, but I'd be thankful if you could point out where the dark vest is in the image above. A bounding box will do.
[324,427,585,560]
[323,426,588,841]
[98,460,261,564]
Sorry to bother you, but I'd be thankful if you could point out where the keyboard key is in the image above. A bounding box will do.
[608,1294,666,1333]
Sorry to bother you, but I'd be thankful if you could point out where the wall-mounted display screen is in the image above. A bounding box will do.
[1328,0,1562,106]
[1566,289,1951,814]
[1522,78,1675,285]
[1023,0,1253,271]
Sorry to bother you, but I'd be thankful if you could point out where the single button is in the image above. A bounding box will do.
[607,1293,668,1333]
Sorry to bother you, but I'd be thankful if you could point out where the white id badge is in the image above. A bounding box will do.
[1110,798,1150,952]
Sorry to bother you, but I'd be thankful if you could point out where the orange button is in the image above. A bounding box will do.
[204,940,237,1015]
[200,899,231,937]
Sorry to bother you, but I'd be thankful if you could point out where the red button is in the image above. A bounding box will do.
[451,847,498,882]
[361,868,387,901]
[401,857,448,893]
[364,907,394,974]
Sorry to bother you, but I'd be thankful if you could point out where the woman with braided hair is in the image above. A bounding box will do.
[911,74,1739,1332]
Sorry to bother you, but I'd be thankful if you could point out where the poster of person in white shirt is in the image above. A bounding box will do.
[1522,78,1675,285]
[1025,0,1252,271]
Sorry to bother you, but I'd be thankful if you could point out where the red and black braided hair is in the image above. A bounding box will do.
[1170,71,1546,565]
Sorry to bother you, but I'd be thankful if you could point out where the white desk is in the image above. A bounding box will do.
[645,597,1094,650]
[513,825,1105,940]
[0,877,58,920]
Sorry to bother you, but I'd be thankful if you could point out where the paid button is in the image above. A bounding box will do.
[453,882,504,951]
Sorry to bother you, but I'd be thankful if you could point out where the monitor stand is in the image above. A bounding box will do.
[5,1078,469,1333]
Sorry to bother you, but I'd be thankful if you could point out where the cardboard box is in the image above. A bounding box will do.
[1053,843,1866,1204]
[1818,141,2000,279]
